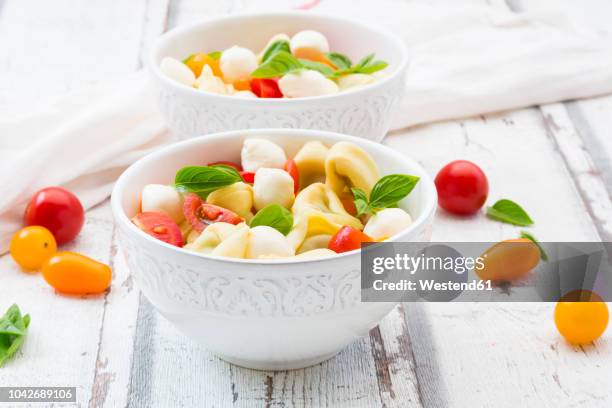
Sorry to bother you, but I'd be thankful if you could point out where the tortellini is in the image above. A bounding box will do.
[293,141,329,187]
[325,142,380,198]
[185,222,249,258]
[207,182,255,221]
[253,168,295,210]
[296,234,332,254]
[294,248,337,259]
[246,226,295,259]
[288,183,362,249]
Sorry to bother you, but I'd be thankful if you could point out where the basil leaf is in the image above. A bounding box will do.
[326,52,352,70]
[351,187,371,217]
[208,51,222,60]
[251,51,302,78]
[0,304,30,367]
[486,199,534,226]
[355,53,375,69]
[355,60,388,74]
[175,166,242,199]
[298,59,335,77]
[249,204,294,235]
[369,174,420,209]
[520,231,548,261]
[261,40,291,63]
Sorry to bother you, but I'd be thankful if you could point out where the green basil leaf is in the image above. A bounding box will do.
[208,51,222,60]
[249,204,294,235]
[486,199,534,226]
[520,231,548,261]
[261,40,291,63]
[326,52,352,70]
[175,166,242,199]
[351,187,371,217]
[354,60,388,74]
[251,51,303,78]
[369,174,420,209]
[355,53,375,69]
[0,304,30,367]
[298,59,335,77]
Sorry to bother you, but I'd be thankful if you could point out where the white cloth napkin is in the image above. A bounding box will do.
[1,1,612,253]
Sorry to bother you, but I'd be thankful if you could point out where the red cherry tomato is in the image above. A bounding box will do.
[328,226,373,253]
[24,187,85,245]
[132,212,183,247]
[434,160,489,215]
[340,198,357,216]
[240,171,255,184]
[250,78,282,98]
[284,159,300,194]
[183,193,244,232]
[208,161,243,172]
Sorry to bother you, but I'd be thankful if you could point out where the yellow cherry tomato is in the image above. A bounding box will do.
[10,226,57,271]
[184,53,222,78]
[41,251,112,295]
[555,290,609,345]
[476,238,540,282]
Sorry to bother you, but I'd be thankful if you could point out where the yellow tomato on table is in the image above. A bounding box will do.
[10,226,57,271]
[555,290,609,345]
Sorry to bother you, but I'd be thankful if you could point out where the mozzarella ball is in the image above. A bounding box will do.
[219,46,258,83]
[160,57,196,86]
[234,90,257,98]
[241,138,287,172]
[363,208,413,240]
[196,65,233,95]
[247,226,294,259]
[141,184,184,223]
[290,30,329,55]
[337,74,376,91]
[253,168,295,210]
[278,70,339,98]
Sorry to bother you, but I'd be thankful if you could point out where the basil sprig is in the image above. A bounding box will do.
[261,40,291,64]
[486,199,534,226]
[251,51,303,78]
[298,59,334,77]
[333,53,388,77]
[352,174,420,217]
[175,165,242,199]
[0,304,31,367]
[249,204,294,235]
[326,52,352,70]
[520,231,548,261]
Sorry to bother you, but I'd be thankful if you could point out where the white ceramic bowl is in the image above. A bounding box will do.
[111,129,436,370]
[149,12,409,142]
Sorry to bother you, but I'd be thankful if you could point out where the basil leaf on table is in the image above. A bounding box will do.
[0,304,31,367]
[175,166,242,199]
[298,59,335,77]
[261,40,291,63]
[369,174,420,209]
[326,52,352,70]
[520,231,548,261]
[486,199,534,226]
[249,204,294,235]
[251,51,303,78]
[351,187,371,217]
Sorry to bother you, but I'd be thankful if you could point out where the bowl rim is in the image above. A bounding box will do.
[111,129,437,265]
[148,11,409,104]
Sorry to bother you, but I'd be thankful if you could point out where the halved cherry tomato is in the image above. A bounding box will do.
[208,161,243,172]
[240,171,255,184]
[250,78,282,98]
[132,212,183,247]
[24,186,84,245]
[183,193,243,232]
[42,251,111,295]
[328,226,373,253]
[341,198,357,216]
[10,226,57,271]
[184,53,222,78]
[284,159,300,194]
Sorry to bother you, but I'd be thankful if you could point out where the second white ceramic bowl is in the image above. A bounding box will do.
[111,129,435,370]
[149,12,409,142]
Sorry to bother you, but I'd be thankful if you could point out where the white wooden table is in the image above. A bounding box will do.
[1,0,612,406]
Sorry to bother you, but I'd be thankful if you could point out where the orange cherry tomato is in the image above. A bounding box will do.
[42,251,112,295]
[184,53,222,78]
[555,290,609,345]
[208,161,243,171]
[340,197,357,216]
[476,238,540,282]
[328,226,373,253]
[10,226,57,271]
[284,159,300,194]
[232,80,252,91]
[293,48,336,68]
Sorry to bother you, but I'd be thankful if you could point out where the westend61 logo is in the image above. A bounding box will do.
[360,242,612,302]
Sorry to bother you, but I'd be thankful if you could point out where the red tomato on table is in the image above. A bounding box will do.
[24,187,84,245]
[434,160,489,215]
